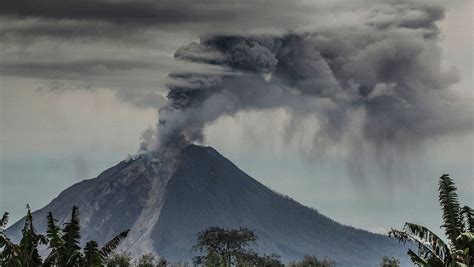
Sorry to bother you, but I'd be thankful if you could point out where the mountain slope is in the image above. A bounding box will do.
[6,145,409,266]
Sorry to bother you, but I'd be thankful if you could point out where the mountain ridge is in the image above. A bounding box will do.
[6,145,409,266]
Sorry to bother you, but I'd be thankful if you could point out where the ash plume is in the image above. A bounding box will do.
[140,2,472,175]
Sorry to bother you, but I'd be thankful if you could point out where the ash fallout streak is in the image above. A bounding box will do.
[140,3,472,175]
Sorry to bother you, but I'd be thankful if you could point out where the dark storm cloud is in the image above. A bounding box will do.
[0,0,232,24]
[0,59,165,79]
[0,19,151,42]
[0,0,315,29]
[0,0,318,108]
[2,0,392,112]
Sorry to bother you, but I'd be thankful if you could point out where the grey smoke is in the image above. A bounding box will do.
[142,2,473,170]
[2,0,471,177]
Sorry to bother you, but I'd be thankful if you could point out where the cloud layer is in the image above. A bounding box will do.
[2,0,472,175]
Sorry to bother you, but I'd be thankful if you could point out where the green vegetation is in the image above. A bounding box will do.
[379,255,399,267]
[193,226,284,266]
[106,252,133,267]
[390,174,474,266]
[0,206,128,266]
[1,209,343,266]
[288,255,335,267]
[136,253,156,267]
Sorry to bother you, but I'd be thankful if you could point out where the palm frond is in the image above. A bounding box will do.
[65,249,83,265]
[461,206,474,233]
[0,234,20,263]
[84,240,102,266]
[0,211,19,265]
[42,250,58,267]
[99,230,129,258]
[438,174,464,247]
[407,249,429,266]
[389,223,450,264]
[405,223,451,262]
[62,206,81,256]
[455,232,474,264]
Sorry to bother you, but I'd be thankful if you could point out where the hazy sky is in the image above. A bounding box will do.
[0,0,472,237]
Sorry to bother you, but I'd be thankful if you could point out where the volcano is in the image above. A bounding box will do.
[6,145,408,266]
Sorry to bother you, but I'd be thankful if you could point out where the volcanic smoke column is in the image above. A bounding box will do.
[141,2,473,169]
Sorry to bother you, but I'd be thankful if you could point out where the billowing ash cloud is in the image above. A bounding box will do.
[141,2,473,159]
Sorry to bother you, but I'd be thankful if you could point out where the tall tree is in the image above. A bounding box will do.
[193,226,257,266]
[62,206,83,266]
[44,212,66,266]
[18,205,47,266]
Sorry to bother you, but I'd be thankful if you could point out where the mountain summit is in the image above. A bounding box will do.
[6,145,408,266]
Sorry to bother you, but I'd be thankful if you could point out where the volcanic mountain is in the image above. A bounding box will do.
[6,145,409,266]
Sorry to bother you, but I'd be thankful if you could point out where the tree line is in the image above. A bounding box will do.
[0,208,341,267]
[0,206,128,266]
[9,174,472,266]
[0,206,398,266]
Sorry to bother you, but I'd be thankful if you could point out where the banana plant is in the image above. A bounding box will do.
[390,223,449,267]
[82,229,129,267]
[461,207,474,233]
[43,206,129,267]
[390,174,473,266]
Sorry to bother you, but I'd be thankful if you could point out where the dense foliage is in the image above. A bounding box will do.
[288,255,335,267]
[379,256,400,267]
[1,199,411,266]
[0,206,407,266]
[192,226,288,266]
[193,226,257,266]
[0,206,129,266]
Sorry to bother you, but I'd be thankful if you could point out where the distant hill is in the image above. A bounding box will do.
[6,145,409,266]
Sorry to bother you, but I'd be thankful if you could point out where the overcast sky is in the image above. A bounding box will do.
[0,0,472,236]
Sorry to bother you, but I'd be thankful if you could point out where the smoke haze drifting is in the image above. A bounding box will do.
[4,0,471,178]
[139,2,472,178]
